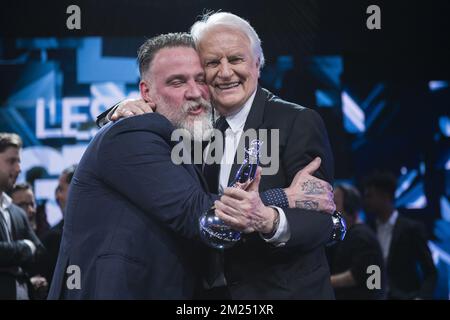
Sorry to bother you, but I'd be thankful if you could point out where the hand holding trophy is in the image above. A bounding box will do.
[199,139,263,249]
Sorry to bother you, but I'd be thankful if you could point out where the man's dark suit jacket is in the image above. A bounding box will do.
[0,203,44,299]
[370,215,437,299]
[220,86,335,299]
[47,113,218,299]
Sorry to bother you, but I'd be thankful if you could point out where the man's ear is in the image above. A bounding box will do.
[139,79,156,105]
[256,58,261,78]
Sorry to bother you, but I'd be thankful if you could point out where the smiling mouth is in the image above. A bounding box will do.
[216,82,240,90]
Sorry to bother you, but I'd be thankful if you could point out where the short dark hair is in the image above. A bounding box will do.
[137,32,195,78]
[11,182,33,195]
[0,133,22,153]
[62,164,77,184]
[335,183,362,217]
[364,171,397,200]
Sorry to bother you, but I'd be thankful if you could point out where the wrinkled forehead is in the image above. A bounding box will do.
[199,24,251,42]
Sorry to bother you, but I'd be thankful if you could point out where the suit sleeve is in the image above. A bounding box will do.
[280,108,334,250]
[0,207,44,268]
[0,208,45,269]
[97,125,217,241]
[0,240,34,267]
[96,102,120,128]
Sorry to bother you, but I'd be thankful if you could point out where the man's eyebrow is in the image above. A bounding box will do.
[203,55,219,61]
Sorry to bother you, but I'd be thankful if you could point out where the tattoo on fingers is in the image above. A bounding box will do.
[295,200,319,210]
[301,180,326,195]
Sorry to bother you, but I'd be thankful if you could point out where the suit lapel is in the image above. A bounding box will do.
[227,86,267,186]
[7,207,20,240]
[0,212,8,241]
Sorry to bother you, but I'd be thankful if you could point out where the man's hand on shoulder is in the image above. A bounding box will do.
[109,98,155,121]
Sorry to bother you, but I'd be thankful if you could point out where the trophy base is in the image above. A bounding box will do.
[199,209,241,250]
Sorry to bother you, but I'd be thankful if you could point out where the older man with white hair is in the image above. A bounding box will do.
[191,12,336,299]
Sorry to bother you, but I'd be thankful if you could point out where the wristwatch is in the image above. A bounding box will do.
[327,211,347,246]
[262,208,280,239]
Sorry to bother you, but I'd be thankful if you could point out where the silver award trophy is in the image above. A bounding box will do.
[199,139,263,249]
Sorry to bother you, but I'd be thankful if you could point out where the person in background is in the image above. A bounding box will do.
[10,182,49,299]
[10,183,49,240]
[11,183,38,235]
[329,183,386,299]
[0,132,45,300]
[25,167,51,238]
[363,172,437,299]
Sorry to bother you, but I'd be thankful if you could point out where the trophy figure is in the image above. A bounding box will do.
[199,139,263,249]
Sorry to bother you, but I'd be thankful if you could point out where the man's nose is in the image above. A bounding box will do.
[218,62,233,79]
[14,162,21,175]
[28,204,36,214]
[185,81,202,100]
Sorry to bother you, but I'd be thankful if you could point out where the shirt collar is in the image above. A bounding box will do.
[220,90,257,134]
[0,192,13,211]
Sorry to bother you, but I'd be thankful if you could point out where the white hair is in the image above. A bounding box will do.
[190,12,265,70]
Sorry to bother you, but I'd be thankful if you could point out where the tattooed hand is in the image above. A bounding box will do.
[284,157,336,214]
[301,180,326,195]
[295,200,319,210]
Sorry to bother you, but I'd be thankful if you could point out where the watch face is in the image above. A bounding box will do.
[332,211,347,242]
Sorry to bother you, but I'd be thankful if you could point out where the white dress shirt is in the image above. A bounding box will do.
[0,192,13,242]
[376,210,399,261]
[205,90,291,246]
